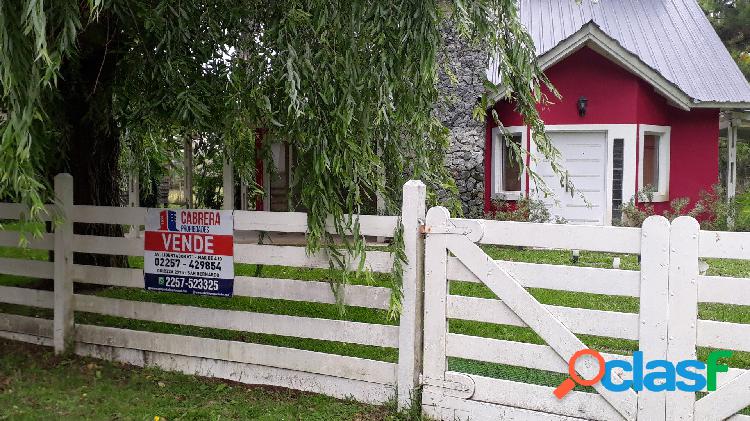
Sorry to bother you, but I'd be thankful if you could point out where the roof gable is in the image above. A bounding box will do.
[488,0,750,107]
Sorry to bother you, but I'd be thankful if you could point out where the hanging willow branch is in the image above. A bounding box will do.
[0,0,559,314]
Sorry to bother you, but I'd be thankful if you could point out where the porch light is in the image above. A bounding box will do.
[577,96,588,117]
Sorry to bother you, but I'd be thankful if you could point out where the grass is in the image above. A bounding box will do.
[2,220,750,415]
[0,338,405,420]
[736,191,750,228]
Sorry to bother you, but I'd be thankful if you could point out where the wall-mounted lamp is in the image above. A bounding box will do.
[577,96,588,117]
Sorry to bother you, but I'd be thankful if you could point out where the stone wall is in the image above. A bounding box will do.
[434,24,487,217]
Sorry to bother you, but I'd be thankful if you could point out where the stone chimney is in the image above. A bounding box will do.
[434,23,487,217]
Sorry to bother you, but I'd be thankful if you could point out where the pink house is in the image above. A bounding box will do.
[485,0,750,225]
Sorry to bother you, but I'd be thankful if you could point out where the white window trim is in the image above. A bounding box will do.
[491,126,526,201]
[638,124,671,203]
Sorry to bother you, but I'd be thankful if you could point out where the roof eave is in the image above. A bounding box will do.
[691,101,750,110]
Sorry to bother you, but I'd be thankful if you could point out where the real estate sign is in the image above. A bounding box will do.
[144,209,234,297]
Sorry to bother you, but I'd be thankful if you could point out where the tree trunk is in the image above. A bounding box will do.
[54,11,128,268]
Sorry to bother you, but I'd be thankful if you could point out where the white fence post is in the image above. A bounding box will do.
[223,159,234,210]
[126,170,139,238]
[420,207,451,394]
[53,173,74,354]
[666,216,701,421]
[637,215,671,420]
[397,180,427,409]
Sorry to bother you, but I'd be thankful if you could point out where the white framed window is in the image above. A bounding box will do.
[638,125,670,202]
[492,126,526,200]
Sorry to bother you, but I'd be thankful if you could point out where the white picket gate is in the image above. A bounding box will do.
[2,175,750,420]
[420,206,750,421]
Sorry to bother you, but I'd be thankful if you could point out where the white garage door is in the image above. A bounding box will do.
[535,131,608,225]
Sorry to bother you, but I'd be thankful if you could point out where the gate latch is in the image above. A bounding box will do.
[420,373,475,399]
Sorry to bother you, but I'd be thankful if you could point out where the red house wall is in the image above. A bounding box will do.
[485,47,719,217]
[634,80,719,213]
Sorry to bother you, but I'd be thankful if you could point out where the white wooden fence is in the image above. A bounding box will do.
[1,174,750,420]
[0,174,426,409]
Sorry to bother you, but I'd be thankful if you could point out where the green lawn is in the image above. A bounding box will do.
[0,338,405,421]
[2,222,750,415]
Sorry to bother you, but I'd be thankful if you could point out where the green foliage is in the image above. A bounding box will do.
[486,196,564,223]
[0,1,556,311]
[701,0,750,79]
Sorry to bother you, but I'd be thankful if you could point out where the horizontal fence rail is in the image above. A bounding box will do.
[74,294,399,348]
[447,256,641,297]
[452,218,642,253]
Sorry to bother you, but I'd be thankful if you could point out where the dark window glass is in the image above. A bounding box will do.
[503,135,522,192]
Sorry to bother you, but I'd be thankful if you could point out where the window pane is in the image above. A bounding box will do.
[643,134,659,190]
[503,135,522,191]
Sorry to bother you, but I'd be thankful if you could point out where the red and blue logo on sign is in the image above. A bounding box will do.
[159,210,179,232]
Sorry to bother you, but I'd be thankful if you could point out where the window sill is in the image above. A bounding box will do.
[640,193,669,203]
[493,192,522,201]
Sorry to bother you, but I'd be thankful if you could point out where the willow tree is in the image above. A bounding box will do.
[0,1,555,297]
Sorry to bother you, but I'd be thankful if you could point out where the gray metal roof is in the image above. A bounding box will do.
[490,0,750,105]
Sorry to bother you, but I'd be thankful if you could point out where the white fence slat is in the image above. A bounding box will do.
[456,218,641,253]
[0,203,53,221]
[698,276,750,306]
[422,207,451,381]
[75,341,392,405]
[72,205,147,226]
[73,265,143,288]
[0,330,53,346]
[462,373,624,421]
[234,276,391,310]
[75,324,396,384]
[0,231,54,250]
[697,319,750,352]
[637,216,670,420]
[447,257,640,297]
[234,244,393,273]
[447,295,639,340]
[0,286,54,308]
[73,235,144,256]
[446,333,632,374]
[422,390,586,421]
[73,294,398,348]
[222,159,234,210]
[233,210,399,238]
[0,313,53,338]
[667,216,701,421]
[444,226,636,420]
[0,257,53,278]
[694,371,750,421]
[397,180,427,409]
[699,230,750,260]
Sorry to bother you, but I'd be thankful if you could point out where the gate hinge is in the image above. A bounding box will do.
[419,224,474,236]
[419,373,475,399]
[420,220,485,242]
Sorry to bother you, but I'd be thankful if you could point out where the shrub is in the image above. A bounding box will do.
[620,184,747,231]
[485,195,565,223]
